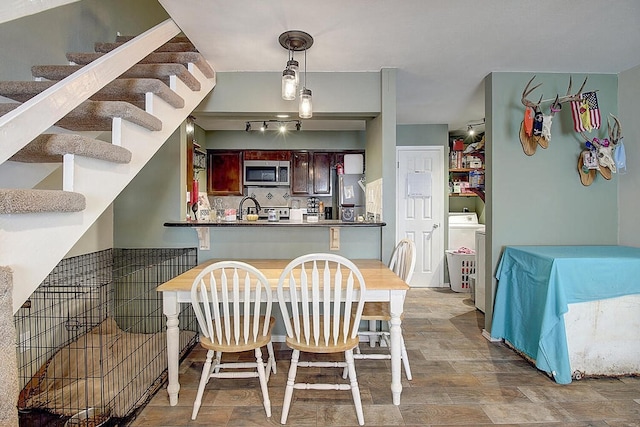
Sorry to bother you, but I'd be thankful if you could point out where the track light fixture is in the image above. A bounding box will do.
[466,118,485,136]
[279,30,314,119]
[244,119,302,132]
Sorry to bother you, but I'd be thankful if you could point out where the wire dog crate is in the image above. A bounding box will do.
[15,248,198,426]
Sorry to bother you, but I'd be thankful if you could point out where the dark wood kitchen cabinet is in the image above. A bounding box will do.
[291,151,332,196]
[206,150,243,196]
[243,150,291,161]
[312,152,332,195]
[291,151,310,194]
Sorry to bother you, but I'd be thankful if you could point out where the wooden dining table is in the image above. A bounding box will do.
[157,258,410,406]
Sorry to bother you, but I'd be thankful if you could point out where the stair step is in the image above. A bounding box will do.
[31,63,201,91]
[0,100,162,132]
[115,35,192,44]
[0,78,184,109]
[10,134,131,164]
[0,188,85,214]
[95,40,197,53]
[66,52,215,79]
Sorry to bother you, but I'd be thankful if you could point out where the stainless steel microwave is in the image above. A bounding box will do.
[243,160,290,186]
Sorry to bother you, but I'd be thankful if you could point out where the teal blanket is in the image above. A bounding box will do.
[491,245,640,384]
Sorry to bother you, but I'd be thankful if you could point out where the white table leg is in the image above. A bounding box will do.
[163,291,181,406]
[389,290,405,405]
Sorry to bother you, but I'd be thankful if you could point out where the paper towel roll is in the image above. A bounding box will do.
[290,208,303,222]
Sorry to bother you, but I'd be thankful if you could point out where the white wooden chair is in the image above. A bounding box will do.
[352,238,416,380]
[277,253,367,426]
[189,261,275,420]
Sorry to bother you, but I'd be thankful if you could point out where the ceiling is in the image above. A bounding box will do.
[158,0,640,135]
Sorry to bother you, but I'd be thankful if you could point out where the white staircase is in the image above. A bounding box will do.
[0,19,216,313]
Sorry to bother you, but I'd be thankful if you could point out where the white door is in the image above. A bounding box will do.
[396,147,445,287]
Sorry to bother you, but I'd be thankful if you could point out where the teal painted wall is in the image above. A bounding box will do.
[204,130,365,151]
[618,64,640,246]
[381,69,397,262]
[114,129,196,249]
[485,71,619,332]
[396,124,448,147]
[0,0,168,81]
[196,71,381,118]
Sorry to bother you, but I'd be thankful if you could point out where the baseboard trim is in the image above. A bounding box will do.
[482,329,502,342]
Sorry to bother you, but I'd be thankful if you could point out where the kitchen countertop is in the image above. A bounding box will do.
[164,219,386,227]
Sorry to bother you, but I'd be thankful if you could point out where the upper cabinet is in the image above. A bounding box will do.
[206,150,243,196]
[312,152,332,195]
[291,151,311,194]
[291,151,333,196]
[243,150,291,161]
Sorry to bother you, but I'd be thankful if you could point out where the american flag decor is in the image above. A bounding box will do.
[570,91,601,132]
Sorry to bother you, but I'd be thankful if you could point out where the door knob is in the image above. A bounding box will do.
[433,224,440,229]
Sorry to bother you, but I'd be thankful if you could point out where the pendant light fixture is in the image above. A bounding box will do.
[298,48,313,119]
[279,30,313,118]
[282,67,296,100]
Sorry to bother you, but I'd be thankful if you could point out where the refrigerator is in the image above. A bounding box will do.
[337,174,366,221]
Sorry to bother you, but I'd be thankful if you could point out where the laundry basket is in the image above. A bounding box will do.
[445,250,475,292]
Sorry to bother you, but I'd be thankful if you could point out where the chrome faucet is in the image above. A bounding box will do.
[238,196,261,219]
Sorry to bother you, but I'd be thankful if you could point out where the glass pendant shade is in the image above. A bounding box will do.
[287,59,300,86]
[299,88,313,119]
[282,69,296,100]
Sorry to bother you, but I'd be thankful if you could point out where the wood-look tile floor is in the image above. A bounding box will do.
[128,288,640,426]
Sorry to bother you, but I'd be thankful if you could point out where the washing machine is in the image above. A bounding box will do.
[446,212,485,292]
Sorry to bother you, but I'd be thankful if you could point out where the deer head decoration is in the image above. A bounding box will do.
[577,114,623,186]
[519,75,588,156]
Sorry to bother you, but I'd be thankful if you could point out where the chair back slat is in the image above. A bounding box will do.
[221,268,233,344]
[197,277,213,339]
[208,273,222,344]
[277,253,366,348]
[346,268,359,340]
[311,261,321,346]
[322,261,331,346]
[251,278,259,340]
[283,272,299,341]
[190,261,272,348]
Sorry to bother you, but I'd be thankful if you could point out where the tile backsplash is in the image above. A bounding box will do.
[245,186,292,207]
[208,186,334,217]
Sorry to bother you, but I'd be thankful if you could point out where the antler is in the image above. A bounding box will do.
[608,114,622,145]
[521,75,589,109]
[521,75,543,108]
[555,76,588,104]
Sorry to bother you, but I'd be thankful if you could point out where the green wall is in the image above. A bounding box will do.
[486,71,619,332]
[115,129,196,249]
[204,130,365,151]
[396,124,448,146]
[618,64,640,246]
[196,71,381,118]
[0,0,169,81]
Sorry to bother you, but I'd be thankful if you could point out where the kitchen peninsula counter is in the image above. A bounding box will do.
[164,219,385,259]
[164,220,386,227]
